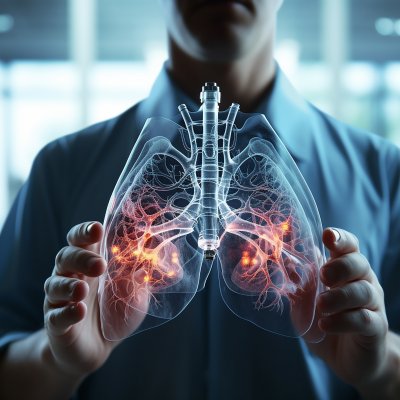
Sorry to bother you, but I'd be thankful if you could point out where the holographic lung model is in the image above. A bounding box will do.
[98,83,326,342]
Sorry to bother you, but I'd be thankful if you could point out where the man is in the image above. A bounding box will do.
[0,0,399,399]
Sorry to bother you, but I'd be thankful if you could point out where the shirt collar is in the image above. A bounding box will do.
[137,64,198,126]
[258,64,314,162]
[138,62,314,162]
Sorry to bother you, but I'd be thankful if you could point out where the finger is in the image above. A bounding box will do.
[55,246,106,277]
[45,302,87,337]
[44,276,89,307]
[322,228,359,258]
[318,280,379,315]
[320,252,372,287]
[318,309,383,336]
[66,221,103,248]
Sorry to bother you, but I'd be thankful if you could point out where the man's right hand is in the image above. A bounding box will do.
[43,221,118,379]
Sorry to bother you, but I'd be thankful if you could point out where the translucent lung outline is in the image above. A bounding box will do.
[98,101,326,342]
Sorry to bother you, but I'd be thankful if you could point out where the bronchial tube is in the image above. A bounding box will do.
[198,82,220,254]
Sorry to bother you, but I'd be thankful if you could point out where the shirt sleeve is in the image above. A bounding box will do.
[380,143,400,333]
[0,141,66,351]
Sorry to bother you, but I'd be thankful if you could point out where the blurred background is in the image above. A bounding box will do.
[0,0,399,228]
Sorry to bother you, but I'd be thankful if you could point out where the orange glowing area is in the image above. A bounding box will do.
[281,221,290,232]
[171,251,179,264]
[142,251,158,265]
[111,245,120,254]
[241,250,251,267]
[100,182,189,342]
[129,245,159,265]
[251,257,258,266]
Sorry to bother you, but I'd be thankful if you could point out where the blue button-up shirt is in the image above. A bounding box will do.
[0,64,399,400]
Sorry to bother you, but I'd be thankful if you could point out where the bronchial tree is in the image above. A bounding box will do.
[98,83,326,343]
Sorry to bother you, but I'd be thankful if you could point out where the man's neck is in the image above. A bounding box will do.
[166,42,276,112]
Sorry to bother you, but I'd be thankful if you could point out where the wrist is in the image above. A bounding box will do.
[40,331,86,389]
[0,329,85,400]
[356,332,400,400]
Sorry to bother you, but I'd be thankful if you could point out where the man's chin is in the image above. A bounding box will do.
[189,29,251,63]
[191,44,246,64]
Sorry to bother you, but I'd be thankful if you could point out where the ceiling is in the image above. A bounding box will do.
[0,0,399,62]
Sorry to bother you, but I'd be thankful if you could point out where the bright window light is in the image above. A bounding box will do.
[385,63,400,93]
[395,19,400,36]
[375,18,395,36]
[343,63,379,95]
[275,40,301,79]
[0,64,7,227]
[0,14,14,33]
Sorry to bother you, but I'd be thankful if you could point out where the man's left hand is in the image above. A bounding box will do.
[309,228,400,399]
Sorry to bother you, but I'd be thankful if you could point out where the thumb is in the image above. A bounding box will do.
[322,227,359,259]
[67,221,104,253]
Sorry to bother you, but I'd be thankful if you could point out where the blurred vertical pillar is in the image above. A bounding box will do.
[0,64,10,227]
[321,0,349,119]
[68,0,97,127]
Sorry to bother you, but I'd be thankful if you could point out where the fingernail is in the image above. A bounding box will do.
[86,223,95,235]
[330,228,340,243]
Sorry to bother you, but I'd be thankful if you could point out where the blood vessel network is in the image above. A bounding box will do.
[98,82,326,342]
